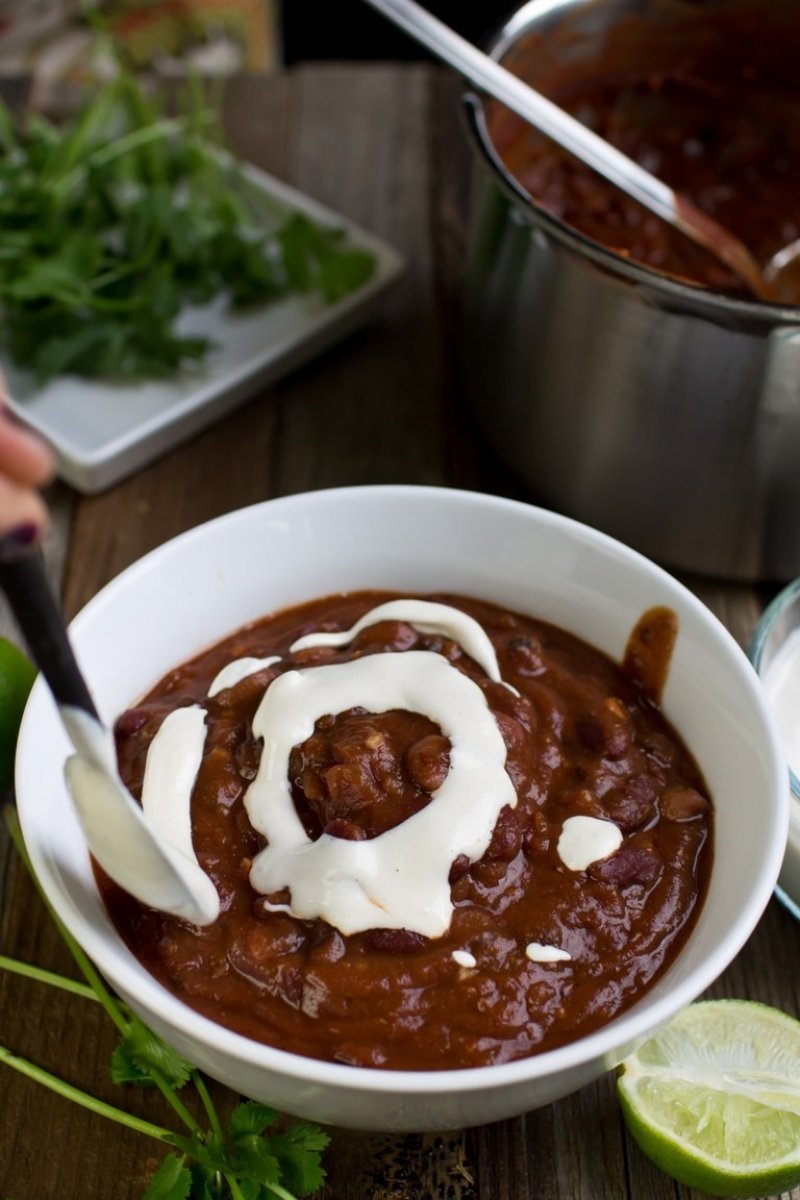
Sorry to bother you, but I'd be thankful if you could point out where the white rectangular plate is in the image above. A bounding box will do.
[5,161,404,493]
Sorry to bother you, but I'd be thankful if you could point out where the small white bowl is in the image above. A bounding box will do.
[15,486,789,1131]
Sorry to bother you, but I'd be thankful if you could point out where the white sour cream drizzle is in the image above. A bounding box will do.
[245,649,516,937]
[290,599,504,682]
[208,656,282,698]
[140,705,208,865]
[526,942,572,964]
[557,815,623,871]
[452,950,477,969]
[119,598,627,941]
[63,706,219,925]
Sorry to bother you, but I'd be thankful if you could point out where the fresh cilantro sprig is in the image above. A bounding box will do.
[0,68,375,383]
[149,1104,330,1200]
[0,805,330,1200]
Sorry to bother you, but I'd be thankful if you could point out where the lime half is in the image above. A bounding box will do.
[0,636,36,795]
[618,1000,800,1198]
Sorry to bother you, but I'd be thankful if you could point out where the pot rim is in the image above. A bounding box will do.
[465,0,800,323]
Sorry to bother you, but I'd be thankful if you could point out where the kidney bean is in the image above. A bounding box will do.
[324,818,367,840]
[234,736,262,781]
[602,777,658,831]
[276,965,305,1009]
[211,669,277,715]
[641,731,677,770]
[292,645,338,666]
[486,806,523,862]
[418,634,453,658]
[324,761,382,817]
[234,920,305,962]
[576,698,632,760]
[518,802,550,854]
[438,638,462,662]
[555,787,606,821]
[303,768,327,803]
[660,785,710,821]
[303,732,331,762]
[308,921,330,948]
[589,843,661,888]
[506,633,545,675]
[522,826,550,857]
[115,707,151,738]
[353,620,418,652]
[309,925,346,962]
[449,854,471,883]
[469,859,510,889]
[502,760,528,796]
[364,928,429,953]
[492,711,528,753]
[330,723,385,764]
[289,735,328,790]
[405,734,450,792]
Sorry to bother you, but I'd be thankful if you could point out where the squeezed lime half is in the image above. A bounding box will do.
[618,1000,800,1198]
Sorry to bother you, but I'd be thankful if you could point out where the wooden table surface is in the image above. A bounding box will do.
[1,64,798,1200]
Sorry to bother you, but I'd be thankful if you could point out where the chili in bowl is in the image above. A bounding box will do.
[14,486,788,1130]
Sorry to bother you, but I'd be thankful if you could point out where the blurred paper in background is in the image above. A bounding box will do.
[0,0,279,100]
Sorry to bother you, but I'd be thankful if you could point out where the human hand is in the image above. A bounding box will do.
[0,401,55,547]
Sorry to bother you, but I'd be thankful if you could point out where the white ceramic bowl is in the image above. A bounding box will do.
[15,486,789,1131]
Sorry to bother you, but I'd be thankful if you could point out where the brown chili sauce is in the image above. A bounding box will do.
[99,592,712,1071]
[487,0,800,299]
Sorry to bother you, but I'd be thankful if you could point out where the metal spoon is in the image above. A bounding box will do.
[0,537,219,926]
[363,0,773,302]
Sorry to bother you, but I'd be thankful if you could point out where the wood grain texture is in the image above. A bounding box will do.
[0,64,798,1200]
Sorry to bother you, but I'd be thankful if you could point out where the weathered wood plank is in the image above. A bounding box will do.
[269,63,448,495]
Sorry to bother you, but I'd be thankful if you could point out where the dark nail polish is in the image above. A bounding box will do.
[0,522,40,561]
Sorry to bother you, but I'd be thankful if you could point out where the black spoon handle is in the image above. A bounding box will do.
[0,536,98,718]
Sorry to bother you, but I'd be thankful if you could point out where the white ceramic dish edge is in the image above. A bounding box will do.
[6,165,405,494]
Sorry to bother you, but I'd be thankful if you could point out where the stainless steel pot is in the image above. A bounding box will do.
[461,0,800,581]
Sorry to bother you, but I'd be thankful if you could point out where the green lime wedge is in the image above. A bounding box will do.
[618,1000,800,1198]
[0,636,37,795]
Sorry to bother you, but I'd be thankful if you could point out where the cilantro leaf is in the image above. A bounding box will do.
[0,805,331,1200]
[176,1102,329,1199]
[267,1125,331,1196]
[225,1105,329,1197]
[0,67,377,384]
[112,1017,194,1090]
[140,1153,192,1200]
[187,1163,217,1200]
[228,1102,280,1140]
